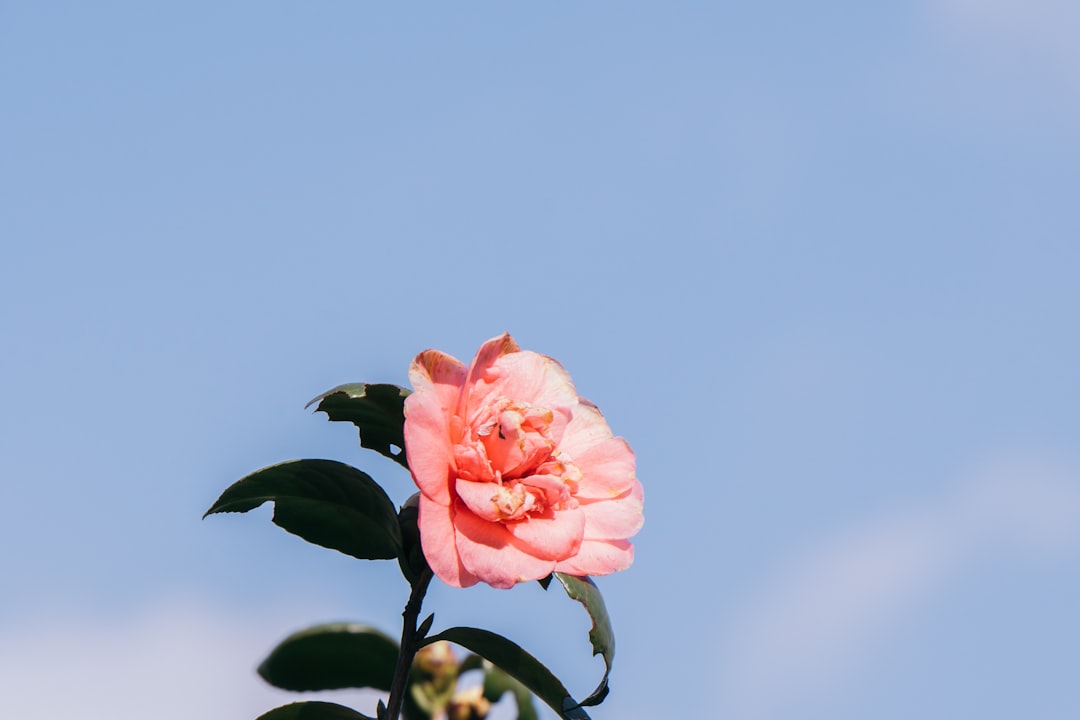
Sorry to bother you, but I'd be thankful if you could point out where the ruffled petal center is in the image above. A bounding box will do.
[451,397,581,526]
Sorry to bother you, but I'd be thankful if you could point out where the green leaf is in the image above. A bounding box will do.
[257,623,399,692]
[483,663,540,720]
[308,383,411,468]
[552,574,614,707]
[204,459,402,560]
[416,612,435,640]
[256,701,375,720]
[420,627,589,720]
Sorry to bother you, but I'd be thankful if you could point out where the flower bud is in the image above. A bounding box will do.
[397,493,428,584]
[446,686,492,720]
[405,641,459,719]
[412,640,456,679]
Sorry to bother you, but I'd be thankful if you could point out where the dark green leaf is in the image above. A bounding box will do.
[552,574,614,707]
[204,459,402,560]
[256,701,375,720]
[416,613,435,640]
[420,627,589,720]
[258,623,399,692]
[308,383,410,468]
[537,573,553,591]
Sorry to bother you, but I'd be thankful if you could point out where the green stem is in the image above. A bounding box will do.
[384,568,434,720]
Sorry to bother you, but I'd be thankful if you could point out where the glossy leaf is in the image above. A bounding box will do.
[204,459,402,560]
[420,627,589,720]
[258,623,398,692]
[308,383,410,468]
[256,701,375,720]
[552,574,614,707]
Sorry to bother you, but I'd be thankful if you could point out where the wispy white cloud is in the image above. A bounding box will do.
[0,597,523,720]
[718,452,1080,719]
[0,598,387,720]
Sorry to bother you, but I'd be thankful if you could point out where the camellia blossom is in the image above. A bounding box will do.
[403,333,644,589]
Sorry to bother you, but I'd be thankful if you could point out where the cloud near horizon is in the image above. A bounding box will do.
[0,596,525,720]
[0,599,390,720]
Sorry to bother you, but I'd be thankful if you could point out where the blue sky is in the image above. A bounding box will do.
[3,2,1079,718]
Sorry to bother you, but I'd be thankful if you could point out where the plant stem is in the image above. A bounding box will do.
[384,567,434,720]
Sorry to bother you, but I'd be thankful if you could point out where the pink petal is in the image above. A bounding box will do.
[579,481,644,540]
[404,391,455,505]
[571,437,638,500]
[522,472,568,505]
[554,538,634,577]
[480,405,565,478]
[419,495,478,588]
[408,349,467,417]
[558,402,614,458]
[453,441,496,483]
[454,478,504,522]
[453,502,556,588]
[504,506,585,560]
[405,349,468,505]
[487,351,580,415]
[459,333,520,416]
[479,409,533,476]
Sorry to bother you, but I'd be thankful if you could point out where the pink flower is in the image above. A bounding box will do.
[403,333,644,589]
